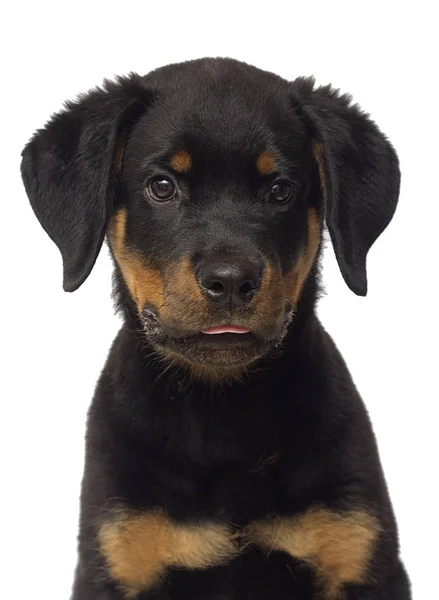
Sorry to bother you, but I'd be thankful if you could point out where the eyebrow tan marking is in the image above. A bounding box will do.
[256,151,277,176]
[170,150,192,173]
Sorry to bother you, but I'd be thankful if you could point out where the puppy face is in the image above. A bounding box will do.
[21,58,400,378]
[109,69,322,370]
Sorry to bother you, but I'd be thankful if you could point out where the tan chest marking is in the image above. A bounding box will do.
[99,510,239,596]
[245,507,379,598]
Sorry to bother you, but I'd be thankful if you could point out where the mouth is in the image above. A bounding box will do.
[172,329,258,350]
[159,330,269,372]
[142,308,293,373]
[201,325,250,335]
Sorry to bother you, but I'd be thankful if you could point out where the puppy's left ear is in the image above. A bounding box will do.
[21,74,150,292]
[292,78,400,295]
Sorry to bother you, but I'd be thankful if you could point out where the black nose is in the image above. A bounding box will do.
[198,261,261,310]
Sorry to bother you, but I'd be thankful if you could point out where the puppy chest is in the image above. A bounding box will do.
[99,506,379,599]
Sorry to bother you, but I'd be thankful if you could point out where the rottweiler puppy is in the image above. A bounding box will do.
[21,58,411,599]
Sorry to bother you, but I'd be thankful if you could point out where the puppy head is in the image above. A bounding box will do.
[21,59,399,377]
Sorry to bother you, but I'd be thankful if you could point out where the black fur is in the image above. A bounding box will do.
[293,78,400,295]
[21,75,151,291]
[21,58,410,600]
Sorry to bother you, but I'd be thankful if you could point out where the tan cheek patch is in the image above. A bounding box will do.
[165,257,204,308]
[99,510,239,597]
[109,213,209,323]
[249,262,286,331]
[170,150,192,173]
[283,208,320,306]
[256,151,277,176]
[245,507,379,599]
[158,256,211,332]
[109,209,164,312]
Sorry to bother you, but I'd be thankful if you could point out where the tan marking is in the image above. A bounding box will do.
[245,507,379,599]
[109,209,164,312]
[313,142,328,201]
[166,257,205,308]
[109,214,203,320]
[170,150,192,173]
[256,151,277,176]
[284,208,321,306]
[248,262,286,333]
[109,208,127,257]
[108,215,214,355]
[99,510,239,596]
[157,256,211,335]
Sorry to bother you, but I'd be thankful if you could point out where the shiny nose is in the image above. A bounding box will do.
[198,261,261,310]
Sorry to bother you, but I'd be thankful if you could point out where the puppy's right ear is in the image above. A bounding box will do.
[21,74,150,292]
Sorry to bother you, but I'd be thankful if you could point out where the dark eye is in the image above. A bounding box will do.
[269,181,294,204]
[147,177,177,202]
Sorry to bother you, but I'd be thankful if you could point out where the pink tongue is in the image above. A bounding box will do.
[202,325,250,335]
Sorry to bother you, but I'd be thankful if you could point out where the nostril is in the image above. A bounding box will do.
[209,280,225,294]
[239,280,255,295]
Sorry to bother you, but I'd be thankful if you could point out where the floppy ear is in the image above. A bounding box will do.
[21,74,150,292]
[292,77,400,296]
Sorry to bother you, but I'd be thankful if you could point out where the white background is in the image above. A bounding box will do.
[1,2,437,599]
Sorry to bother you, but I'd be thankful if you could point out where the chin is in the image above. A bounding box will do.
[146,328,290,382]
[169,333,270,364]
